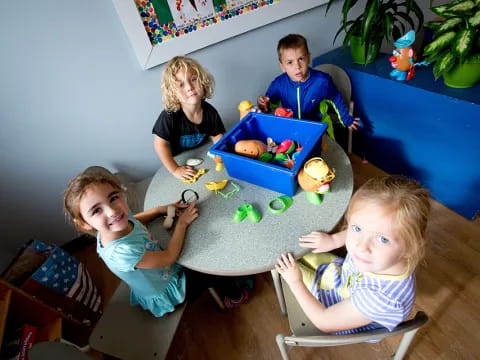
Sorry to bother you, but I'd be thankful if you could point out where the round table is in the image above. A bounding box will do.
[144,136,353,276]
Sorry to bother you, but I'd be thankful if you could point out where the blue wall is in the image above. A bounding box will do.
[314,49,480,219]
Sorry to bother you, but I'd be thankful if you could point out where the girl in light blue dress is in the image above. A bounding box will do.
[63,166,198,317]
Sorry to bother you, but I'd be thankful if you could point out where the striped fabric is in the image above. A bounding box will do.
[311,253,415,334]
[21,240,102,326]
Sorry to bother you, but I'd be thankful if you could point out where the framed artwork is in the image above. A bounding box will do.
[112,0,327,70]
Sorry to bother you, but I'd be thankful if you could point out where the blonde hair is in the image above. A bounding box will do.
[345,175,431,270]
[63,166,125,235]
[161,56,214,112]
[277,34,310,62]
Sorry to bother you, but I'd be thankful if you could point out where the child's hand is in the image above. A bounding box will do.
[348,117,362,131]
[169,200,189,216]
[257,96,270,113]
[177,201,199,226]
[299,231,333,253]
[173,165,197,180]
[275,253,302,286]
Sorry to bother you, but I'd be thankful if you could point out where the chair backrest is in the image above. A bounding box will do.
[314,64,352,108]
[282,278,428,340]
[278,275,428,358]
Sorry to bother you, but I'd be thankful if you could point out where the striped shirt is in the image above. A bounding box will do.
[311,253,415,334]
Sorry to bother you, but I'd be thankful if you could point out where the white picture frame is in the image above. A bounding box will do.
[112,0,327,70]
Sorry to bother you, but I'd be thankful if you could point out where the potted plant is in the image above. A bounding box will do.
[325,0,425,64]
[423,0,480,88]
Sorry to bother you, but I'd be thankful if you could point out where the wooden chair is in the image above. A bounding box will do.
[275,274,428,360]
[314,63,355,154]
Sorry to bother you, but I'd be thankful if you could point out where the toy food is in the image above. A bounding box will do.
[234,140,268,159]
[275,139,295,154]
[274,107,294,118]
[298,157,335,194]
[238,100,254,120]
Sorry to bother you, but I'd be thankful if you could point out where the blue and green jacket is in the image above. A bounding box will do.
[265,68,354,127]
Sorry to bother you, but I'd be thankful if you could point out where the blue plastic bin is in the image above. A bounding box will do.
[209,113,328,195]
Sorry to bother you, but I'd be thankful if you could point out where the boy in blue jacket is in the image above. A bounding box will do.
[258,34,359,131]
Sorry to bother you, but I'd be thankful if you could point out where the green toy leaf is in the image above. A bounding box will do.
[423,31,456,58]
[433,51,457,79]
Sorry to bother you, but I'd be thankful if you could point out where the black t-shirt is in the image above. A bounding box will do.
[152,101,226,156]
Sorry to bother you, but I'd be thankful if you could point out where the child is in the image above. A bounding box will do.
[64,166,249,316]
[257,34,359,131]
[275,175,430,334]
[153,56,226,180]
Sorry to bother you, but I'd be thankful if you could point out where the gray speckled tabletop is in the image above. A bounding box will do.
[144,136,353,276]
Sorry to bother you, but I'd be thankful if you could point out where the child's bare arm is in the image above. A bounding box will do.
[276,253,371,332]
[135,201,199,268]
[153,135,196,180]
[299,230,347,253]
[134,201,189,225]
[210,133,223,144]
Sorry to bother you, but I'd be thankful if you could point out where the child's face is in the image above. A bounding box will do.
[279,47,310,82]
[174,68,204,107]
[345,201,407,275]
[78,182,131,240]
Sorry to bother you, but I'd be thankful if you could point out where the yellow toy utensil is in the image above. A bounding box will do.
[205,180,228,191]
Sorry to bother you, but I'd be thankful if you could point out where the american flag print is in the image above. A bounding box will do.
[22,240,102,326]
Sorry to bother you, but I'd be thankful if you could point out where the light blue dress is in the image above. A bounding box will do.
[97,216,186,317]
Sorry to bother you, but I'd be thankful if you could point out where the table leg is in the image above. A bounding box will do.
[271,269,287,316]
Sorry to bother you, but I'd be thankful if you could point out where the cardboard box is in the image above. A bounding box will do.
[210,113,327,195]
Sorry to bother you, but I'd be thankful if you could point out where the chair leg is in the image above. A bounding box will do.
[347,127,353,154]
[392,328,420,360]
[271,269,287,316]
[276,334,290,360]
[207,287,225,310]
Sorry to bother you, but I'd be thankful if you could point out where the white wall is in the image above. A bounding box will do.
[0,0,433,271]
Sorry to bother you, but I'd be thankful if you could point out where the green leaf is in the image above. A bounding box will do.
[452,28,475,58]
[384,14,393,41]
[334,20,357,45]
[436,17,463,33]
[424,21,442,30]
[468,9,480,27]
[361,0,381,43]
[466,52,480,62]
[342,0,359,27]
[432,4,452,16]
[433,51,457,79]
[325,0,336,15]
[423,31,456,58]
[447,0,476,15]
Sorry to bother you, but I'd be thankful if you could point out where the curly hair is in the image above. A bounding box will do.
[161,56,215,112]
[277,34,310,62]
[63,166,125,235]
[345,175,431,270]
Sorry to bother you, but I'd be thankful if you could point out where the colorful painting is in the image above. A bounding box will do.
[135,0,280,45]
